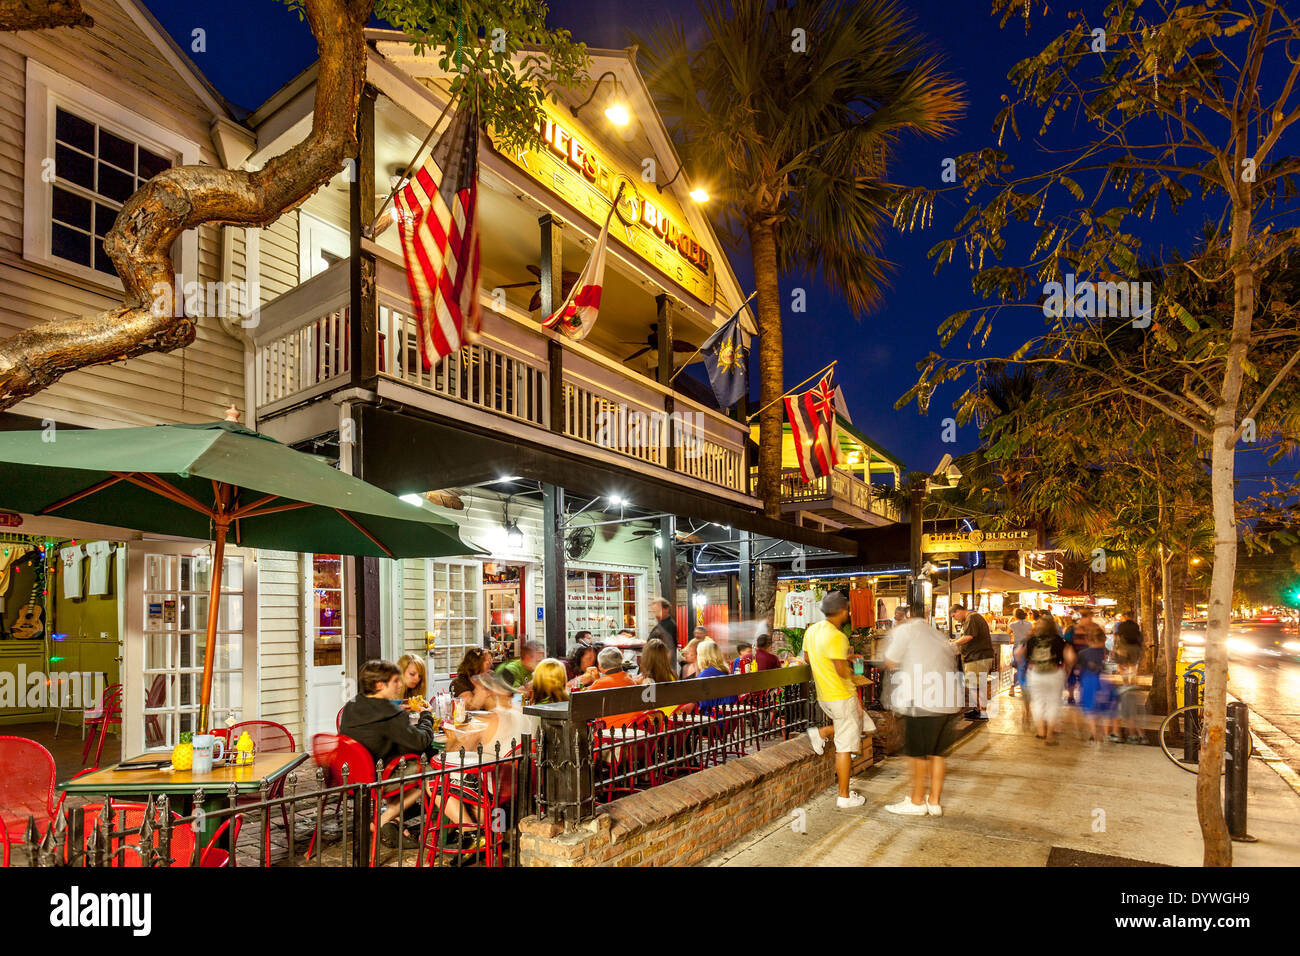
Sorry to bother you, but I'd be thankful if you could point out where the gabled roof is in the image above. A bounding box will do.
[125,1,236,120]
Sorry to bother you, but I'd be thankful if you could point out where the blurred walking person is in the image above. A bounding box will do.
[1017,614,1074,745]
[883,617,963,816]
[1008,607,1034,729]
[804,591,874,809]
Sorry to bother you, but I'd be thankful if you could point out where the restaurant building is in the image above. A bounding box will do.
[0,11,904,756]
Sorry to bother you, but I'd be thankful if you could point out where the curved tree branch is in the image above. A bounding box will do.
[0,0,373,407]
[0,0,92,31]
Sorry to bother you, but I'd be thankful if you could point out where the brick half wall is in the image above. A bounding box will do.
[518,735,874,866]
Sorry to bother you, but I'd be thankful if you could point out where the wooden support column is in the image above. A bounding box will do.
[659,514,676,666]
[909,486,925,617]
[656,294,676,472]
[540,215,564,435]
[350,407,383,662]
[350,86,378,387]
[542,483,566,658]
[738,532,753,622]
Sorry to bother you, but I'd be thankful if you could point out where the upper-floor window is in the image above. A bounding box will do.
[50,108,175,278]
[24,59,200,290]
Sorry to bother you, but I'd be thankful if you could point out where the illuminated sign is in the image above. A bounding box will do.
[921,529,1038,553]
[497,108,716,302]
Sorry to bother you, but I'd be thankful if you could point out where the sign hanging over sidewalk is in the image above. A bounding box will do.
[922,529,1038,553]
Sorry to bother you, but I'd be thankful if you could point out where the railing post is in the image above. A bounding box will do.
[533,705,593,825]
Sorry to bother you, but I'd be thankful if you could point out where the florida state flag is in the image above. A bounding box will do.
[785,369,839,482]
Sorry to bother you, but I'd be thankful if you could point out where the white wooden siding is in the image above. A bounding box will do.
[256,549,303,743]
[0,0,244,427]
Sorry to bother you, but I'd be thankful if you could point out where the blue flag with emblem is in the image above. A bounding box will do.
[700,302,750,410]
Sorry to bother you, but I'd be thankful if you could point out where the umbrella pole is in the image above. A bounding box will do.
[197,517,228,732]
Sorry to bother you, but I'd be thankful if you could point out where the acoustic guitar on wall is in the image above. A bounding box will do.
[10,567,45,640]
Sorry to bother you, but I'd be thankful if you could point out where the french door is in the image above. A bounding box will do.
[123,541,257,753]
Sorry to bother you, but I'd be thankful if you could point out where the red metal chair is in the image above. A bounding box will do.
[335,707,344,732]
[79,801,243,866]
[592,711,664,801]
[306,733,422,862]
[0,814,8,868]
[423,743,521,867]
[665,703,708,777]
[226,720,297,862]
[0,735,90,853]
[82,683,123,766]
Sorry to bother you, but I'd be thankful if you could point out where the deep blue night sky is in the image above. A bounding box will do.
[144,0,1297,486]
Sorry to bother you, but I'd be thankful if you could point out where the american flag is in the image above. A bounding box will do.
[785,369,840,482]
[394,105,481,370]
[542,191,618,341]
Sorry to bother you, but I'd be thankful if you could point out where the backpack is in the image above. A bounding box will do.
[1029,637,1058,673]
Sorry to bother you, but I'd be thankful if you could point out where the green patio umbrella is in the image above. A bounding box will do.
[0,418,480,730]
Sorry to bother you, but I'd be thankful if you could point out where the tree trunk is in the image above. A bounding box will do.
[754,562,777,623]
[1150,552,1172,715]
[1197,185,1257,867]
[0,0,373,407]
[1138,559,1156,676]
[0,0,92,31]
[748,218,784,519]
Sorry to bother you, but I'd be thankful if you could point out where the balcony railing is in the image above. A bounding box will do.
[751,467,900,526]
[251,258,750,497]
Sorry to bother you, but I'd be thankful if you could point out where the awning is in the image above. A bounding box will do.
[941,567,1058,594]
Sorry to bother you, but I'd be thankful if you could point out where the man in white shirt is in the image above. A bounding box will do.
[883,618,963,816]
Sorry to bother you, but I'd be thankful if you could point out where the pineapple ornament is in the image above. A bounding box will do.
[171,732,193,771]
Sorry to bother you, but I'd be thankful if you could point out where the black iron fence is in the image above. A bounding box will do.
[15,739,533,868]
[527,665,869,823]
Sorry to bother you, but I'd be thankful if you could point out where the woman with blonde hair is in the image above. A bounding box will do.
[396,653,427,702]
[694,639,737,715]
[529,658,570,705]
[679,637,702,679]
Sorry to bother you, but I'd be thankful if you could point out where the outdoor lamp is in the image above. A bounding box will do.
[571,71,630,126]
[657,163,709,202]
[506,521,524,549]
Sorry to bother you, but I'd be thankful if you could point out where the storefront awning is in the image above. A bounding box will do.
[355,404,859,559]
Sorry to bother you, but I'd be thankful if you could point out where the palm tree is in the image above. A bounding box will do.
[636,0,965,520]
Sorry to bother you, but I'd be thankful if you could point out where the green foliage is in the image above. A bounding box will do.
[635,0,966,316]
[779,626,806,657]
[280,0,589,152]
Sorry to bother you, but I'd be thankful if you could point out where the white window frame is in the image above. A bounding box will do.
[564,563,647,643]
[23,58,200,292]
[425,559,483,677]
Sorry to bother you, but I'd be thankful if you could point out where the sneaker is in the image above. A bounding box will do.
[836,791,866,809]
[379,822,402,848]
[807,727,826,755]
[885,798,929,815]
[963,709,981,720]
[925,799,943,817]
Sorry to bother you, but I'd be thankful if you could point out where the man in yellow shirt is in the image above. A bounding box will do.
[804,591,874,808]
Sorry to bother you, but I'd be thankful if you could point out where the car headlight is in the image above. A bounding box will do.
[1283,641,1300,652]
[1227,638,1258,655]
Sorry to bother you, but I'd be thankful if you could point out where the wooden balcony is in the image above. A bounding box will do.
[250,257,753,500]
[752,467,901,529]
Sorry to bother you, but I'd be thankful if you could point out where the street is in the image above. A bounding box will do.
[1229,661,1300,778]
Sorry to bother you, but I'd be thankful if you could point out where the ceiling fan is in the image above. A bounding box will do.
[497,264,581,313]
[630,527,705,544]
[623,323,699,362]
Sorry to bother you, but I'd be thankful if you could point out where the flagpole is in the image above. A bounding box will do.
[747,360,838,422]
[367,88,463,238]
[666,290,757,385]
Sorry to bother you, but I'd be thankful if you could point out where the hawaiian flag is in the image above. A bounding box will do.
[542,193,617,341]
[393,104,481,370]
[785,369,840,482]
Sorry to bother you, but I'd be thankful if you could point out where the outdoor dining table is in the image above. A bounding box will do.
[57,751,309,847]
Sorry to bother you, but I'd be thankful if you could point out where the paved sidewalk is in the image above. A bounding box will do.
[705,694,1300,867]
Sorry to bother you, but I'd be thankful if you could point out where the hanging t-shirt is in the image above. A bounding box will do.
[784,590,823,628]
[85,541,113,596]
[849,588,875,628]
[60,545,84,600]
